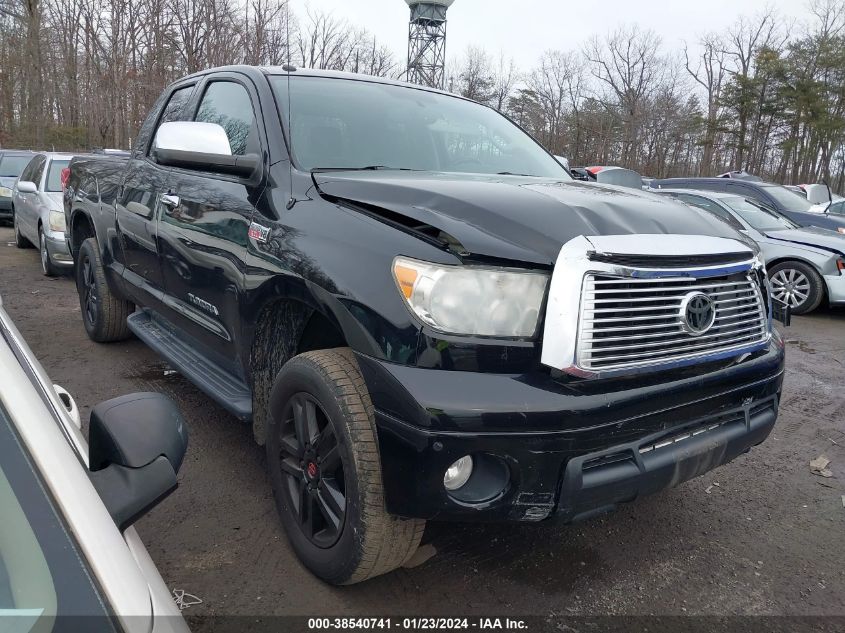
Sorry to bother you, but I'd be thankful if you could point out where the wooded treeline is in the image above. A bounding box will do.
[1,0,844,191]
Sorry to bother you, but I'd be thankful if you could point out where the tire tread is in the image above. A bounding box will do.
[77,237,134,342]
[279,348,425,584]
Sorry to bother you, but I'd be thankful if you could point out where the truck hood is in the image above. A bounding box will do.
[313,171,745,264]
[765,226,845,256]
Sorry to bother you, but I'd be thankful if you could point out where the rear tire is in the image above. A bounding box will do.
[768,260,824,315]
[76,237,133,342]
[267,348,425,585]
[39,226,58,277]
[13,211,31,248]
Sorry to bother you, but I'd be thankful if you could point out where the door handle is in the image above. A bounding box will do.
[161,193,180,209]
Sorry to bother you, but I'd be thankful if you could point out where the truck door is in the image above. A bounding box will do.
[156,75,264,371]
[115,83,196,307]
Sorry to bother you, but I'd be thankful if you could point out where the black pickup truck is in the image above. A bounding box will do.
[65,66,786,585]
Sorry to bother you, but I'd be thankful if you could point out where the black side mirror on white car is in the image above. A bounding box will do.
[87,392,188,530]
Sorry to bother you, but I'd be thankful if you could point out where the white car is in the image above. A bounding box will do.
[11,152,75,276]
[0,295,190,633]
[809,197,845,215]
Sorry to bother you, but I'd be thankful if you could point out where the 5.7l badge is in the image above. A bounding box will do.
[248,222,271,243]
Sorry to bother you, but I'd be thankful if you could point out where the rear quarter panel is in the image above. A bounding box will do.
[66,157,130,290]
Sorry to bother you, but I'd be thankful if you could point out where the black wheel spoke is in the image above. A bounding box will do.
[292,397,316,449]
[303,398,319,445]
[319,479,345,522]
[279,431,302,458]
[316,491,342,531]
[314,422,334,450]
[303,491,316,536]
[297,479,308,523]
[320,442,340,472]
[277,390,347,548]
[279,455,301,478]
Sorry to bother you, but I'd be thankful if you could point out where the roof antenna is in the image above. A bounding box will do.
[284,7,297,210]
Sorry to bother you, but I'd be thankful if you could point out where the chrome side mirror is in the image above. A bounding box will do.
[16,180,37,194]
[154,121,232,156]
[153,121,260,178]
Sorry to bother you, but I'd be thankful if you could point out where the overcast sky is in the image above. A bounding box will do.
[290,0,809,71]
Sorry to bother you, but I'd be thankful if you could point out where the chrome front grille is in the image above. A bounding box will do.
[577,273,769,372]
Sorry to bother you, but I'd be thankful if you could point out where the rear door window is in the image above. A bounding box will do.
[18,157,38,183]
[29,156,47,189]
[45,160,71,192]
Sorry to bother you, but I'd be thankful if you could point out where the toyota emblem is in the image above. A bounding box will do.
[679,292,716,335]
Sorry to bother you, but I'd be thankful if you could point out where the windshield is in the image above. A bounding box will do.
[760,184,814,212]
[722,196,799,231]
[0,155,32,178]
[45,160,70,192]
[0,404,116,633]
[271,75,570,178]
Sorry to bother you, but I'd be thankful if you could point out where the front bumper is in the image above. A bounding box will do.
[357,335,785,522]
[0,197,11,219]
[825,273,845,305]
[45,231,73,267]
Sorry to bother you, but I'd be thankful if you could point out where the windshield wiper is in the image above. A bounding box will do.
[496,171,535,176]
[311,165,422,173]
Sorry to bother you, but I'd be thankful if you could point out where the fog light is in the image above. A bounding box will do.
[443,455,473,491]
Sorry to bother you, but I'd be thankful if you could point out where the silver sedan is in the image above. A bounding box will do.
[11,152,75,276]
[656,188,845,314]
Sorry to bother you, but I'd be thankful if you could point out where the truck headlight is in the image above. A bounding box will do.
[48,210,66,232]
[392,256,548,337]
[0,186,11,197]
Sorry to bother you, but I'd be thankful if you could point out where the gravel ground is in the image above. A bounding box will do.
[2,224,844,623]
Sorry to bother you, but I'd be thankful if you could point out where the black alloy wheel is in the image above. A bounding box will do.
[75,237,133,342]
[81,253,99,328]
[277,392,346,548]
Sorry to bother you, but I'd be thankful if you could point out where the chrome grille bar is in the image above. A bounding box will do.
[577,272,769,372]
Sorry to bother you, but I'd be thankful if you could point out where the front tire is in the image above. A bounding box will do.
[13,211,31,248]
[768,260,824,315]
[267,348,425,585]
[39,226,58,277]
[75,237,134,342]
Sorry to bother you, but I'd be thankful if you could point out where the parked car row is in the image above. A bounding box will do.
[0,149,34,224]
[0,149,131,277]
[653,189,845,314]
[647,177,845,314]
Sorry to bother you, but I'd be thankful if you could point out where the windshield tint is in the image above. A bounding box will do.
[45,160,70,192]
[272,75,570,178]
[760,184,814,212]
[0,155,32,178]
[0,404,116,633]
[722,196,799,231]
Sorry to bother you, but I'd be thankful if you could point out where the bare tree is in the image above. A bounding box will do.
[491,51,517,112]
[454,46,495,104]
[585,25,665,167]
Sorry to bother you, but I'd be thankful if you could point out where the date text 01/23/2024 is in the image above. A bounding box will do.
[307,618,528,630]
